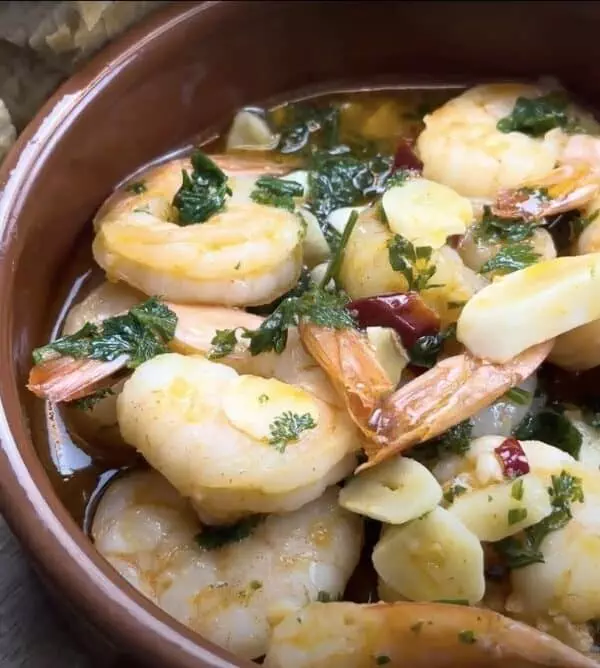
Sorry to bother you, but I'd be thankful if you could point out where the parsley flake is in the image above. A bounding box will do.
[504,387,532,405]
[195,515,263,550]
[70,388,115,411]
[508,507,528,525]
[250,175,304,212]
[479,243,540,274]
[511,479,525,501]
[125,180,147,194]
[173,149,232,225]
[458,630,476,645]
[497,92,577,137]
[268,411,317,452]
[32,298,177,369]
[208,328,240,360]
[387,234,439,292]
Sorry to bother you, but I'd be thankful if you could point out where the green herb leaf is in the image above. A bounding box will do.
[241,285,356,356]
[268,411,317,452]
[316,590,342,603]
[514,408,582,459]
[208,328,240,360]
[497,92,575,137]
[275,103,341,154]
[476,206,537,243]
[172,150,232,225]
[508,507,528,525]
[125,180,147,194]
[504,388,532,406]
[408,324,456,369]
[443,483,468,504]
[413,420,473,465]
[249,580,263,591]
[319,210,359,290]
[511,478,524,501]
[195,515,263,550]
[32,297,177,369]
[496,470,584,569]
[250,175,304,212]
[458,630,476,645]
[70,388,115,411]
[480,243,540,274]
[387,234,439,292]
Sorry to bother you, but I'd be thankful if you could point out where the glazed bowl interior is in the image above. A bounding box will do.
[1,2,600,666]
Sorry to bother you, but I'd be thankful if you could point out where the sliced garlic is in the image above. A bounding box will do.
[448,474,552,542]
[226,109,279,151]
[457,253,600,362]
[298,208,330,268]
[339,456,442,524]
[382,179,473,249]
[365,327,409,387]
[372,507,485,604]
[222,375,318,443]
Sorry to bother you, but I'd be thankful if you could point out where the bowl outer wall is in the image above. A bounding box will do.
[1,1,600,666]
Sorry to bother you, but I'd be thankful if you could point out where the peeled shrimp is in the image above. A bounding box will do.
[263,601,596,668]
[339,206,487,326]
[417,83,568,199]
[117,350,358,524]
[92,470,363,660]
[92,154,304,307]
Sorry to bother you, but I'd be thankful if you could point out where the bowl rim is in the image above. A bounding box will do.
[0,2,253,666]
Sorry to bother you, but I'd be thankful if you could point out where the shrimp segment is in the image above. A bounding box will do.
[360,341,553,471]
[298,322,394,434]
[263,601,596,668]
[117,352,358,523]
[92,154,304,307]
[92,471,363,660]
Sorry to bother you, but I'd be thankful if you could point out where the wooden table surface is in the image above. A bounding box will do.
[0,516,100,667]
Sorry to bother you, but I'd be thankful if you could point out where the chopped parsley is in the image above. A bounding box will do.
[479,243,540,275]
[514,408,582,459]
[275,103,341,154]
[496,92,578,137]
[249,580,263,591]
[495,470,584,569]
[443,483,468,504]
[70,388,115,411]
[195,515,263,550]
[125,180,147,194]
[504,387,532,406]
[268,411,317,452]
[507,507,528,525]
[32,298,177,369]
[250,175,304,212]
[511,478,524,501]
[458,630,476,645]
[209,285,356,357]
[476,206,536,243]
[207,328,240,360]
[387,235,439,292]
[319,210,360,290]
[172,149,232,225]
[258,394,270,404]
[413,420,473,464]
[408,324,456,369]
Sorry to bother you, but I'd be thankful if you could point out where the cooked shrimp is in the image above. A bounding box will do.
[263,601,596,668]
[92,153,305,307]
[117,351,359,524]
[361,341,552,471]
[339,206,487,326]
[92,470,363,660]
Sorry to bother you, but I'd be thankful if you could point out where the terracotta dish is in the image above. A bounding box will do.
[1,2,600,666]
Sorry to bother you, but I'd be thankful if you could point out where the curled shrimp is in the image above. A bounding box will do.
[263,601,597,668]
[92,470,363,660]
[92,153,304,307]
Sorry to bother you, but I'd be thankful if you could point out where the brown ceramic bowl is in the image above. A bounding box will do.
[1,2,600,666]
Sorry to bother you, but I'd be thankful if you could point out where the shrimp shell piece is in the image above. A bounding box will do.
[359,341,553,472]
[298,322,394,435]
[492,164,600,220]
[26,354,129,403]
[263,601,597,668]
